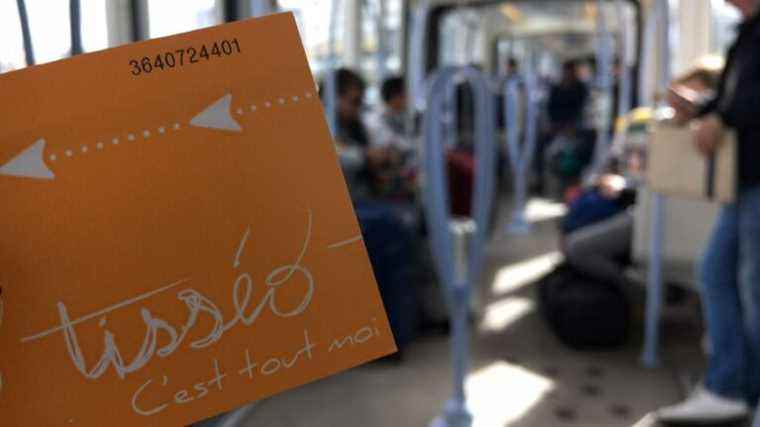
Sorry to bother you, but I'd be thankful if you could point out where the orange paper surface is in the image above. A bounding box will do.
[0,14,395,426]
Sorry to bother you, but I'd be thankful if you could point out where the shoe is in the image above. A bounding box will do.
[657,386,749,425]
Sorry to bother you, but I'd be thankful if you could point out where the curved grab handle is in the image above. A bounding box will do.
[423,66,497,291]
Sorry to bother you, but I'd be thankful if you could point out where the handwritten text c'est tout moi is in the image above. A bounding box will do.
[20,210,315,381]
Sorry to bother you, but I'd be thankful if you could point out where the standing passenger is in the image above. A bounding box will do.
[533,60,590,194]
[548,59,590,133]
[658,0,760,423]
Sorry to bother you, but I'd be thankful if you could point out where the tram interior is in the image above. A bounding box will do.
[2,0,758,426]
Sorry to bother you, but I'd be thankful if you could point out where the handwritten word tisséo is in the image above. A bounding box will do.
[21,210,315,382]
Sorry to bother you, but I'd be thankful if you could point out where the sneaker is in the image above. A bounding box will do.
[657,386,749,425]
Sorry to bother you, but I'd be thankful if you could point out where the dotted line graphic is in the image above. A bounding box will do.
[46,91,316,163]
[48,122,184,163]
[234,91,313,118]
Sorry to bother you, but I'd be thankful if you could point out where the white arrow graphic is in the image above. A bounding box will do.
[0,139,54,180]
[190,93,242,132]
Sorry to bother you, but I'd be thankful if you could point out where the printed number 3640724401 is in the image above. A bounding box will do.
[129,39,242,76]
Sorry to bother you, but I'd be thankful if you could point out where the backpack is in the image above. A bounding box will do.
[537,264,630,350]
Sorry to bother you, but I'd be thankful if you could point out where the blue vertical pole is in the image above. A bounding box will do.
[589,0,615,176]
[375,0,388,82]
[612,0,633,149]
[16,0,35,66]
[641,0,671,368]
[408,0,430,112]
[504,71,538,235]
[442,220,475,427]
[70,0,83,56]
[642,192,665,367]
[616,0,633,119]
[324,0,341,137]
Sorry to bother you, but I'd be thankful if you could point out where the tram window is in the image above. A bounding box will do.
[710,0,742,53]
[278,0,405,104]
[23,0,71,64]
[439,9,487,67]
[81,0,109,52]
[359,0,405,102]
[147,0,221,38]
[277,0,339,76]
[0,1,27,71]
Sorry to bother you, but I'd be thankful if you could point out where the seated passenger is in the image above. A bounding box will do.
[366,76,413,153]
[560,133,642,288]
[327,68,372,199]
[562,61,723,289]
[328,69,413,200]
[323,68,420,352]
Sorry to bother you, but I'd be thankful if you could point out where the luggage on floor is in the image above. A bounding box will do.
[356,201,420,350]
[537,264,630,350]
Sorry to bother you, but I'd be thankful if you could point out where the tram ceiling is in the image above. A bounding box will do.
[419,0,642,73]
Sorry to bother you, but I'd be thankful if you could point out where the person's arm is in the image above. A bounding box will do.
[717,41,760,129]
[696,48,732,118]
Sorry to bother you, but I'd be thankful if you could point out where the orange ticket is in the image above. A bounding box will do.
[0,13,395,426]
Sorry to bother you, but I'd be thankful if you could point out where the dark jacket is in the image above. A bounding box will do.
[548,80,589,129]
[701,12,760,189]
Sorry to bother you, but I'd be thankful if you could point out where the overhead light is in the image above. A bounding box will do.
[501,4,523,22]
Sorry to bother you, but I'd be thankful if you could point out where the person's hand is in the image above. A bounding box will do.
[692,114,724,156]
[597,174,626,199]
[667,84,700,125]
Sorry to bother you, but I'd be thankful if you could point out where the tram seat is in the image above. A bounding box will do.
[629,187,720,289]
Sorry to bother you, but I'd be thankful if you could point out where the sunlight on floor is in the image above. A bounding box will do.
[466,362,555,427]
[525,198,567,224]
[491,251,562,296]
[480,297,535,333]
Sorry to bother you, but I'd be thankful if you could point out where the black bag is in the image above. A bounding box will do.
[537,264,630,350]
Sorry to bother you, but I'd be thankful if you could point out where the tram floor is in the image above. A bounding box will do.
[230,198,748,427]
